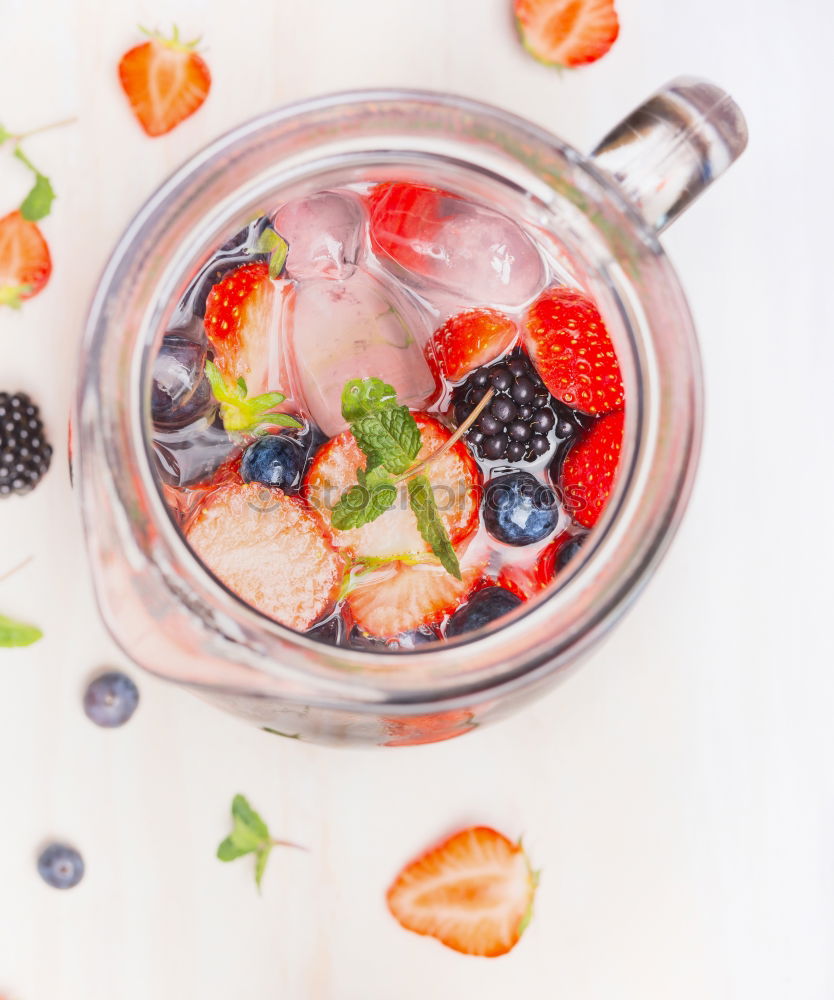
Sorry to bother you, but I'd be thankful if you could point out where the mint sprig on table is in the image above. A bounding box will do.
[205,360,301,434]
[217,794,305,892]
[0,118,74,222]
[330,378,475,580]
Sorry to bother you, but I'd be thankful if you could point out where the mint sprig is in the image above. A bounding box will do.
[217,794,305,892]
[0,613,42,647]
[0,118,74,222]
[205,360,301,434]
[330,377,460,576]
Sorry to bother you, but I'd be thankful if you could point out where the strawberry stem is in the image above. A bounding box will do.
[393,388,494,485]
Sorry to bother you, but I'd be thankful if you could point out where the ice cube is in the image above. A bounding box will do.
[369,182,545,308]
[285,270,436,436]
[275,191,365,281]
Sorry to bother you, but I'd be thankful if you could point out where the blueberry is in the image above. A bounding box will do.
[37,843,85,889]
[241,434,305,491]
[483,433,508,459]
[151,335,213,430]
[556,533,587,571]
[83,671,139,728]
[445,587,523,638]
[491,397,517,424]
[483,471,559,546]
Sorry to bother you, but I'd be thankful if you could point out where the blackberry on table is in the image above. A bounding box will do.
[450,350,580,464]
[0,392,52,498]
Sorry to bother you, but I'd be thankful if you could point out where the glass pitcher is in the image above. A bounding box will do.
[74,78,747,746]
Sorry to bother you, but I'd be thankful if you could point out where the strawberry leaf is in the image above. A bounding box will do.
[254,226,289,279]
[13,147,55,221]
[341,377,398,422]
[205,360,301,434]
[0,614,43,647]
[407,475,461,580]
[0,284,32,310]
[352,406,421,475]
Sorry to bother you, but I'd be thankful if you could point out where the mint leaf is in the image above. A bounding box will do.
[232,793,270,841]
[407,475,461,579]
[0,614,43,647]
[254,226,289,279]
[254,846,272,890]
[331,466,397,530]
[217,793,304,892]
[13,147,55,221]
[217,836,253,861]
[341,377,398,422]
[352,406,421,475]
[205,360,301,433]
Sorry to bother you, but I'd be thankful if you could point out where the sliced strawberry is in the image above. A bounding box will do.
[426,309,518,384]
[203,261,275,389]
[118,27,211,137]
[524,286,624,415]
[387,826,537,957]
[185,482,344,630]
[303,413,481,561]
[367,181,459,273]
[348,559,482,638]
[514,0,619,68]
[560,410,624,528]
[0,211,51,307]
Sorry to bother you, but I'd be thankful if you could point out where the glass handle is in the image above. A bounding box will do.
[590,76,748,233]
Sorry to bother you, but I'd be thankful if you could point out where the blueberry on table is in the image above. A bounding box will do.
[241,434,307,491]
[83,671,139,728]
[445,587,523,638]
[483,471,560,546]
[37,843,85,889]
[0,391,52,498]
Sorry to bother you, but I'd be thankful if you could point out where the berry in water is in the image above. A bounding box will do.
[555,532,587,571]
[0,392,52,498]
[241,433,306,491]
[483,471,560,546]
[451,350,579,464]
[151,334,213,430]
[37,843,85,889]
[83,671,140,728]
[445,587,523,638]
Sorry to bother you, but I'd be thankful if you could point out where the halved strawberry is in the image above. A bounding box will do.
[0,211,52,308]
[185,482,344,630]
[560,410,624,528]
[303,413,481,561]
[203,261,275,389]
[524,286,624,415]
[347,558,482,638]
[426,309,518,384]
[367,181,458,273]
[514,0,619,68]
[118,26,211,137]
[387,826,537,957]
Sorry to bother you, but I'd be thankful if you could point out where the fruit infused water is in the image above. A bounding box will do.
[149,181,625,650]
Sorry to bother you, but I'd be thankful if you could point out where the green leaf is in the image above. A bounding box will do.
[253,226,289,279]
[254,846,272,891]
[341,377,398,422]
[232,793,270,841]
[205,360,300,434]
[352,406,421,475]
[13,147,55,221]
[216,836,252,861]
[331,466,397,531]
[0,614,43,647]
[407,475,461,579]
[0,125,11,145]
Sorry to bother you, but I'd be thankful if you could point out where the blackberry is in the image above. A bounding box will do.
[450,351,580,464]
[0,392,52,497]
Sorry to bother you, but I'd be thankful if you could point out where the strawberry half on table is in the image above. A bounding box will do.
[387,826,538,957]
[426,309,518,385]
[0,211,52,308]
[118,26,211,137]
[203,261,276,391]
[514,0,619,68]
[185,482,344,631]
[524,286,624,416]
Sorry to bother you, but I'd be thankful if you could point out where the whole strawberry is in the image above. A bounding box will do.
[560,410,623,528]
[524,286,624,415]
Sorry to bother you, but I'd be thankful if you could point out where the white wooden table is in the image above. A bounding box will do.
[1,0,832,997]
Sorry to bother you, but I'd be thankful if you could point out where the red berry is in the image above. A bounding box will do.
[524,286,624,415]
[514,0,619,68]
[367,181,458,273]
[560,410,624,528]
[426,309,518,384]
[0,211,52,307]
[203,262,274,387]
[118,28,211,137]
